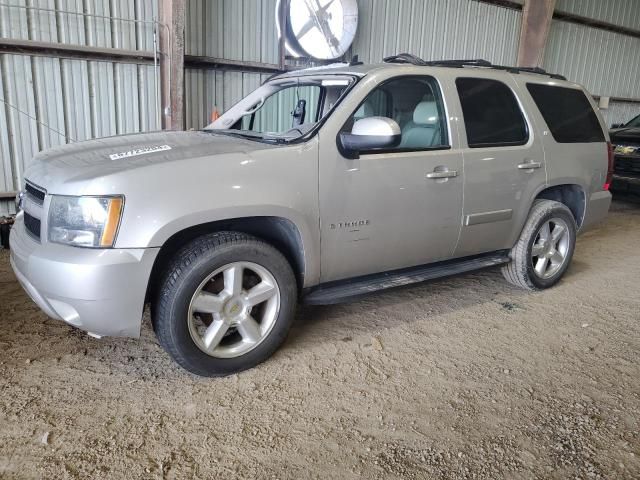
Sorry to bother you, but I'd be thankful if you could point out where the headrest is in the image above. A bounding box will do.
[413,101,439,126]
[354,102,374,119]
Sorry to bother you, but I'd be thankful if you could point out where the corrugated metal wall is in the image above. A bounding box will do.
[0,0,160,215]
[186,0,523,66]
[184,0,523,130]
[350,0,522,64]
[544,17,640,128]
[185,70,268,130]
[183,0,639,131]
[545,21,640,100]
[184,0,291,130]
[556,0,640,32]
[185,0,279,63]
[600,101,640,128]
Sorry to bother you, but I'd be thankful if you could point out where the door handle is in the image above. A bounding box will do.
[517,161,542,170]
[426,170,458,179]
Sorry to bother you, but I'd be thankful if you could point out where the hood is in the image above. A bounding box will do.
[24,130,275,192]
[610,127,640,145]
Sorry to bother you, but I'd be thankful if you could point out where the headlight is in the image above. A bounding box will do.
[48,195,124,248]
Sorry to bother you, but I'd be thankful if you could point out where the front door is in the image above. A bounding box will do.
[318,75,464,282]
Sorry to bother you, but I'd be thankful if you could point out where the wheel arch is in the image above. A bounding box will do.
[534,183,586,228]
[145,216,308,303]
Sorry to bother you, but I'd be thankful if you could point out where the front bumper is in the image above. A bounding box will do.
[9,214,159,338]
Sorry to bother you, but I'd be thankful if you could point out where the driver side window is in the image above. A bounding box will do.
[344,76,449,150]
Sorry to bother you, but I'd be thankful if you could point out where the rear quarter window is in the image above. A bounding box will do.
[526,84,605,143]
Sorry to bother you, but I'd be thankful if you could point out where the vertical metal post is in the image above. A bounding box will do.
[278,0,288,71]
[159,0,185,130]
[14,155,23,194]
[153,18,161,129]
[517,0,557,68]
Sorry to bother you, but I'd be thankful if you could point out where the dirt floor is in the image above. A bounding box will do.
[1,199,639,480]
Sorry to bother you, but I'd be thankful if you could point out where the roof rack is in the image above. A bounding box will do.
[382,53,567,80]
[383,53,429,66]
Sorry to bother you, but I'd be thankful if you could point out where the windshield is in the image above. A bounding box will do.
[624,114,640,128]
[205,75,355,143]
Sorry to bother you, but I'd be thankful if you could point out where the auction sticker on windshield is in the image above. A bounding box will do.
[109,145,172,161]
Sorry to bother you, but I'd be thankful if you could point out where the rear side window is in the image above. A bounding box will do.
[456,78,528,148]
[526,84,605,143]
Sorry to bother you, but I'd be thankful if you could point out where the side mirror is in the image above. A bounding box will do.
[611,123,624,129]
[338,117,401,159]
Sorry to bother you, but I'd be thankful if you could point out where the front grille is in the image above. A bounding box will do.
[614,155,640,175]
[24,211,41,240]
[25,181,46,205]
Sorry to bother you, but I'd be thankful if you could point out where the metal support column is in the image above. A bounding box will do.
[159,0,185,130]
[517,0,556,68]
[278,0,289,70]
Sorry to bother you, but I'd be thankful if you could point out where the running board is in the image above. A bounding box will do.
[302,251,511,305]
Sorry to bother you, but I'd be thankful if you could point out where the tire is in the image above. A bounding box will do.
[502,199,577,291]
[152,232,297,377]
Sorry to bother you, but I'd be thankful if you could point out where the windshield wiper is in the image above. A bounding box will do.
[204,129,290,144]
[219,130,260,138]
[205,130,263,140]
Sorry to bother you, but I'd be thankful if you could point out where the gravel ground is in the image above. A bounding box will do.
[1,199,639,479]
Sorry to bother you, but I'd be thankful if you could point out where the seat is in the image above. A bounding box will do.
[400,101,440,148]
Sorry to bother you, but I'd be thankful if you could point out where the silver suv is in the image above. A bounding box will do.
[10,56,613,376]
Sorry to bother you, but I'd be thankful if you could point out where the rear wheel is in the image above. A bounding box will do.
[502,200,577,290]
[153,232,297,377]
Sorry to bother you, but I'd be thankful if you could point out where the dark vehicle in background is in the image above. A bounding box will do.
[610,113,640,194]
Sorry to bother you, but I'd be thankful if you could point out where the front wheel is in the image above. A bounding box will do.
[153,232,297,377]
[502,200,577,290]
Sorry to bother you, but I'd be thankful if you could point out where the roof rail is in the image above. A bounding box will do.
[383,53,428,66]
[425,59,493,68]
[382,53,567,80]
[486,64,567,80]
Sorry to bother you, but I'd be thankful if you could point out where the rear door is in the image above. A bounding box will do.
[452,74,547,257]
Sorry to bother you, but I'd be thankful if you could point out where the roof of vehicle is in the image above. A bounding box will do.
[274,54,578,88]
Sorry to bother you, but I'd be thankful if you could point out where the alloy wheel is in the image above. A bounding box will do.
[187,261,280,358]
[530,217,571,279]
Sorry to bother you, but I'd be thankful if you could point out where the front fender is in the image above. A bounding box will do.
[145,205,320,285]
[111,141,321,285]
